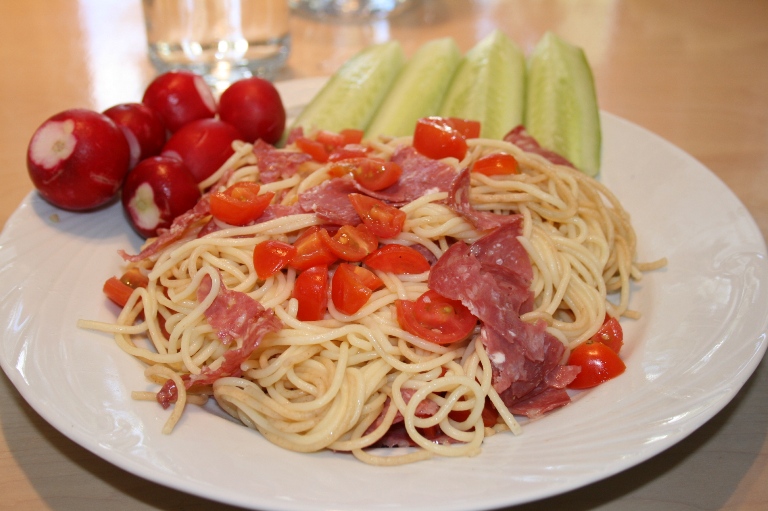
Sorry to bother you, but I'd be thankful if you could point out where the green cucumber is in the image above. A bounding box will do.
[438,30,526,140]
[288,41,405,136]
[365,37,462,139]
[525,32,601,176]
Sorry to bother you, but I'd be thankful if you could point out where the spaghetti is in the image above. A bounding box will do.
[78,131,664,465]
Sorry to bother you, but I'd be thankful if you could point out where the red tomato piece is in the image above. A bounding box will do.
[567,340,626,390]
[314,129,346,148]
[472,153,519,176]
[413,116,469,161]
[295,136,329,163]
[446,117,481,139]
[290,226,339,271]
[395,290,477,345]
[331,263,374,315]
[448,397,499,427]
[328,157,402,191]
[364,244,431,274]
[103,268,148,307]
[351,265,384,291]
[293,265,329,321]
[328,144,370,162]
[320,224,379,262]
[210,182,274,226]
[253,240,297,279]
[590,314,624,354]
[348,193,406,239]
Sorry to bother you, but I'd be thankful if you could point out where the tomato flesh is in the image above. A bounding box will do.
[413,116,471,161]
[253,240,297,279]
[331,263,373,315]
[567,341,626,389]
[103,268,148,307]
[210,182,274,226]
[328,157,402,191]
[351,265,384,291]
[293,265,329,321]
[472,153,519,176]
[364,244,431,274]
[348,193,406,239]
[395,290,477,345]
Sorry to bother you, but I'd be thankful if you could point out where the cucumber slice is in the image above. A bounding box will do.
[438,30,526,140]
[288,41,405,136]
[525,32,601,176]
[365,37,462,139]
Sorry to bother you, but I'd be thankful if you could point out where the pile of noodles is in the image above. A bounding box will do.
[78,133,665,466]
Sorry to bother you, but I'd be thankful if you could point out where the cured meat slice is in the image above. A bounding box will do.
[428,227,577,418]
[253,139,312,183]
[504,125,574,167]
[448,167,523,231]
[298,177,362,226]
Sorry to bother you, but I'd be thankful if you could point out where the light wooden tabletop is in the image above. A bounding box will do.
[1,1,766,510]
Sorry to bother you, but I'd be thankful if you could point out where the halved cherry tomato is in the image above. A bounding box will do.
[290,226,338,271]
[210,182,275,226]
[293,265,329,321]
[567,340,626,389]
[590,314,624,354]
[103,268,148,307]
[331,263,373,315]
[328,144,370,162]
[445,117,481,139]
[364,244,431,274]
[253,240,297,279]
[320,224,379,262]
[328,157,402,191]
[351,265,384,291]
[348,193,406,239]
[395,290,477,345]
[295,136,329,163]
[413,116,471,161]
[472,153,519,176]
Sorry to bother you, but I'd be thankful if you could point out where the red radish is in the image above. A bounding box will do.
[218,77,286,144]
[121,156,201,238]
[142,70,217,132]
[161,118,240,184]
[103,102,167,168]
[26,108,130,211]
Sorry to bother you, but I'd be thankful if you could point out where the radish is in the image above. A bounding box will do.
[103,102,167,168]
[121,156,201,238]
[26,108,131,211]
[218,77,286,144]
[142,70,217,133]
[161,118,241,184]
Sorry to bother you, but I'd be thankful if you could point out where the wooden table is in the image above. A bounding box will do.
[1,1,766,509]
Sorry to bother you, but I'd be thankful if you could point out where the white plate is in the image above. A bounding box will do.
[1,78,767,511]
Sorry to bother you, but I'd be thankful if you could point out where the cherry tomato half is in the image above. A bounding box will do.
[395,290,477,345]
[567,340,626,390]
[103,268,149,307]
[331,263,374,315]
[320,224,379,262]
[413,116,474,161]
[328,157,403,191]
[253,240,297,279]
[210,182,274,226]
[590,314,624,354]
[293,265,329,321]
[290,226,339,271]
[348,193,406,239]
[472,153,519,176]
[364,244,431,274]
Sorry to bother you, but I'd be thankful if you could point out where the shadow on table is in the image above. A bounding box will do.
[1,358,765,511]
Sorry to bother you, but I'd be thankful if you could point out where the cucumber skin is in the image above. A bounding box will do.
[288,41,405,136]
[438,30,526,140]
[525,32,602,176]
[365,38,462,139]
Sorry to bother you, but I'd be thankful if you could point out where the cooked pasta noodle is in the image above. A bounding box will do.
[78,132,664,465]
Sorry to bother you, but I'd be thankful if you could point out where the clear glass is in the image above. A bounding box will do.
[289,0,411,21]
[142,0,290,85]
